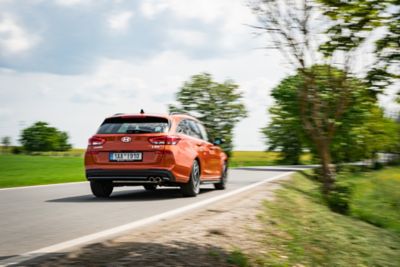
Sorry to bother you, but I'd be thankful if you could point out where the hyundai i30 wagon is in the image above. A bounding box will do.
[84,112,228,198]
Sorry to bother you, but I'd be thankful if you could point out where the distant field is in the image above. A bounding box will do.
[229,151,280,167]
[0,150,309,188]
[0,154,85,188]
[229,150,312,167]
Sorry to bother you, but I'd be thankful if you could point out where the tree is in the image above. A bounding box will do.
[1,136,11,153]
[251,0,367,193]
[169,73,247,156]
[338,107,400,162]
[20,122,72,152]
[262,65,389,165]
[318,0,399,93]
[261,75,305,164]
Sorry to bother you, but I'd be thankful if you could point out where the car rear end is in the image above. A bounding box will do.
[85,114,178,186]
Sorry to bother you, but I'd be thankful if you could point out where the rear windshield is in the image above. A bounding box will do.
[97,117,169,134]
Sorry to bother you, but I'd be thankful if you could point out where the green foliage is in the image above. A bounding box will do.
[263,65,397,164]
[319,0,399,92]
[332,105,400,163]
[169,73,247,155]
[20,121,72,152]
[254,172,400,266]
[262,74,306,164]
[325,181,353,214]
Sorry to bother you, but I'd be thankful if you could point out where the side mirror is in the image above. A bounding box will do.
[213,138,224,145]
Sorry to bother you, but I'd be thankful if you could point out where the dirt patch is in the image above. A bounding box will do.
[22,178,288,266]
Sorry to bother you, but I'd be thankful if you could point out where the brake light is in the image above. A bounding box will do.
[148,136,181,145]
[88,137,106,146]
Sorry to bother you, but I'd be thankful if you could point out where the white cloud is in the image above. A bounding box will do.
[0,14,40,55]
[55,0,88,6]
[140,0,169,19]
[168,29,206,47]
[107,11,134,32]
[140,0,226,23]
[71,58,146,104]
[0,49,287,149]
[140,0,258,51]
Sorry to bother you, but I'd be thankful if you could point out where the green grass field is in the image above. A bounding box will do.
[229,151,312,167]
[233,168,400,266]
[0,150,304,188]
[0,154,85,188]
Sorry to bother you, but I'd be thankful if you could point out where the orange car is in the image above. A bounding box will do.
[85,112,228,198]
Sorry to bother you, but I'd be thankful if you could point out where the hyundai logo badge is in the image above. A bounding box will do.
[121,136,131,143]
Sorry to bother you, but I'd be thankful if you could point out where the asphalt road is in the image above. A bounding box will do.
[0,168,294,262]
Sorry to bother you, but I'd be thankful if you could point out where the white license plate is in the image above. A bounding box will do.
[109,152,142,162]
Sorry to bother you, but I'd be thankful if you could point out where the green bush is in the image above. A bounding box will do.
[372,161,384,170]
[20,121,71,152]
[11,146,23,154]
[326,182,353,214]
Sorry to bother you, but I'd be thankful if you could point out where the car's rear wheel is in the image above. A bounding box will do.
[214,162,227,190]
[90,180,113,198]
[181,160,201,197]
[143,184,157,191]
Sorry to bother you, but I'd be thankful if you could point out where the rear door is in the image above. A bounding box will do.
[195,121,222,178]
[89,116,169,166]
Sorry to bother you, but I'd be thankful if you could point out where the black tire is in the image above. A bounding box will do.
[214,162,227,190]
[143,184,157,191]
[181,160,201,197]
[90,180,113,198]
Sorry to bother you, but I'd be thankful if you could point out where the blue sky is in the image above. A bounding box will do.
[0,0,397,150]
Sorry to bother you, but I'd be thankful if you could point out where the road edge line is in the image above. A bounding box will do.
[1,171,294,266]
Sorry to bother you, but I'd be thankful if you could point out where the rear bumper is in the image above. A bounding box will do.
[86,169,176,182]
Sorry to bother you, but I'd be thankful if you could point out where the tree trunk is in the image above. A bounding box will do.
[317,140,336,194]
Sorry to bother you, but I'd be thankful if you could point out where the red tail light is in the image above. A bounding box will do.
[148,136,181,145]
[88,136,106,146]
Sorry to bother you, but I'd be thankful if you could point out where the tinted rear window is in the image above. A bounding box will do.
[97,117,169,134]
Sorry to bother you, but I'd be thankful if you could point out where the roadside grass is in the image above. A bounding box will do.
[0,154,85,188]
[344,167,400,235]
[229,151,312,167]
[227,249,249,267]
[245,170,400,266]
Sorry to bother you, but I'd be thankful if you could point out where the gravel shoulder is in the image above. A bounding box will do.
[22,176,289,267]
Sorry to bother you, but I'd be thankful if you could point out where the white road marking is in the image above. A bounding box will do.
[0,182,87,191]
[0,171,293,266]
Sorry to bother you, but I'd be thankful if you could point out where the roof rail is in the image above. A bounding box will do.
[113,113,124,116]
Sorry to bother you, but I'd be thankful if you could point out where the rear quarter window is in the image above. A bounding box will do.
[97,117,169,134]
